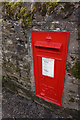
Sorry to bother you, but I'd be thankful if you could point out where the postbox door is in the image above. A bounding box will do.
[37,55,62,105]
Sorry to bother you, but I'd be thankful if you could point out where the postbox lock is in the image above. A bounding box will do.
[41,76,45,79]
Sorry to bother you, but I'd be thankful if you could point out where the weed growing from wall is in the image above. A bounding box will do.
[3,1,35,27]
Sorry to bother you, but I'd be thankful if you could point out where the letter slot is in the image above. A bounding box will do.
[34,41,62,50]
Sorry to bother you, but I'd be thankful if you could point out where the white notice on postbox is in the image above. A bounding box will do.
[42,57,54,77]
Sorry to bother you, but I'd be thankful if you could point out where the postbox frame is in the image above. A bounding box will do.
[31,30,69,106]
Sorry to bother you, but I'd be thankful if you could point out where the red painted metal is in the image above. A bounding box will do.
[31,31,69,106]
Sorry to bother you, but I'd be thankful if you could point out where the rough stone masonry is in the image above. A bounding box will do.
[2,2,80,119]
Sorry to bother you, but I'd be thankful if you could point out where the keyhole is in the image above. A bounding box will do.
[41,76,45,80]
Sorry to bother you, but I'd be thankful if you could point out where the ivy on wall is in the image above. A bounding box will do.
[71,61,80,79]
[3,1,74,27]
[34,2,58,16]
[3,1,35,27]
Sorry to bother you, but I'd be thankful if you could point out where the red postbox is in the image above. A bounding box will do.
[31,31,69,106]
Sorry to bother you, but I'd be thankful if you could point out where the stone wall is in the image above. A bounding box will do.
[28,2,80,111]
[2,2,80,119]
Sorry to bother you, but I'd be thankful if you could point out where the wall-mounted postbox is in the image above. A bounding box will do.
[31,31,69,106]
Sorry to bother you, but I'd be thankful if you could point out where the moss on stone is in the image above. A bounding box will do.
[76,38,80,41]
[66,61,71,72]
[16,69,19,72]
[3,1,34,27]
[3,76,11,82]
[69,90,75,94]
[17,7,27,19]
[3,75,32,99]
[0,20,2,24]
[69,98,75,102]
[9,63,13,67]
[26,77,30,82]
[71,60,80,79]
[70,55,75,61]
[25,62,30,73]
[46,2,58,15]
[6,67,12,72]
[34,2,58,16]
[41,3,47,16]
